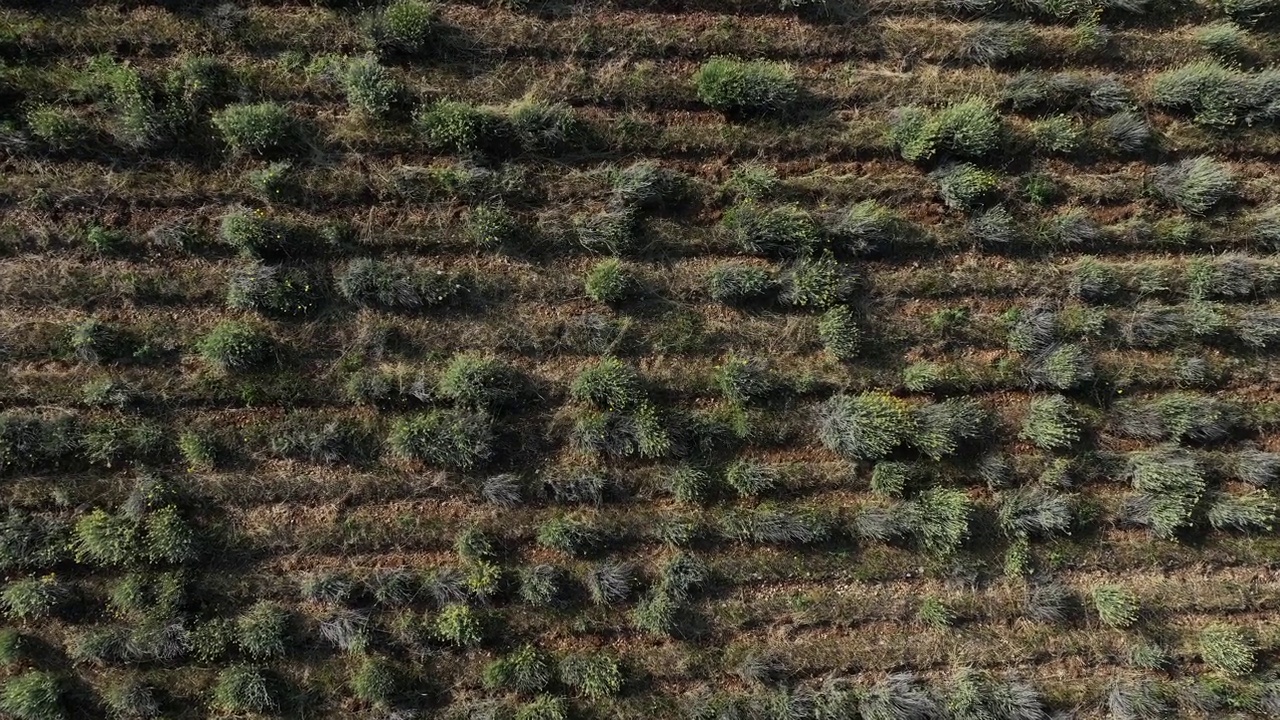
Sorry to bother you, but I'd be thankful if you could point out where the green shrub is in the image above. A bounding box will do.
[212,102,293,154]
[1199,623,1255,676]
[467,203,521,249]
[817,305,861,360]
[1149,61,1275,127]
[0,671,63,720]
[870,462,912,497]
[197,321,270,372]
[917,596,954,628]
[103,679,159,719]
[631,590,682,636]
[584,259,636,303]
[1112,392,1233,443]
[68,318,124,364]
[343,56,400,117]
[725,459,780,497]
[1029,343,1094,390]
[351,656,398,706]
[910,398,986,460]
[387,409,494,470]
[900,487,971,556]
[26,105,89,150]
[665,465,712,504]
[693,58,799,118]
[1124,447,1206,539]
[519,565,567,608]
[708,264,776,304]
[73,510,138,566]
[570,358,643,410]
[434,603,483,646]
[374,0,437,53]
[817,392,914,460]
[2,576,63,621]
[236,601,288,659]
[509,98,582,153]
[1092,585,1138,628]
[782,253,855,308]
[484,644,551,694]
[438,354,521,409]
[657,552,708,600]
[1029,115,1082,155]
[715,355,773,404]
[212,665,275,714]
[1207,490,1276,532]
[560,654,622,699]
[1018,395,1081,450]
[1152,156,1234,216]
[227,263,320,317]
[931,163,1001,211]
[890,98,1003,163]
[417,100,510,155]
[218,208,294,258]
[611,161,689,211]
[963,21,1033,64]
[536,516,601,556]
[723,201,821,257]
[516,695,569,720]
[0,630,20,665]
[337,258,462,310]
[575,207,640,255]
[829,200,902,255]
[997,486,1072,538]
[1197,21,1246,58]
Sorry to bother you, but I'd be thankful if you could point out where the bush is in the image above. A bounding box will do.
[723,201,821,257]
[516,695,569,720]
[1093,585,1138,628]
[197,321,271,372]
[1234,448,1280,486]
[351,656,398,706]
[584,259,636,303]
[721,506,831,545]
[1199,623,1254,676]
[708,264,776,304]
[829,200,901,255]
[375,0,437,53]
[1150,61,1274,127]
[1096,111,1151,153]
[575,207,640,255]
[1040,209,1102,246]
[336,258,462,310]
[1207,490,1276,532]
[964,21,1032,64]
[570,358,643,410]
[724,459,780,497]
[212,665,275,714]
[218,208,294,258]
[611,161,688,211]
[212,102,293,154]
[782,253,856,308]
[1028,343,1094,390]
[72,510,138,566]
[870,462,912,497]
[519,565,568,608]
[434,603,483,646]
[1030,115,1082,155]
[236,601,288,659]
[1018,395,1081,450]
[437,354,521,409]
[631,590,682,636]
[900,488,971,556]
[693,58,799,118]
[889,99,1003,163]
[417,100,510,156]
[27,105,89,150]
[0,630,20,665]
[1152,156,1234,215]
[997,487,1072,538]
[0,672,62,720]
[509,98,582,153]
[68,318,124,364]
[817,305,861,360]
[226,263,321,317]
[909,397,986,460]
[484,644,551,694]
[1123,447,1206,539]
[657,552,708,600]
[560,654,622,699]
[1024,582,1074,623]
[2,576,63,621]
[715,355,773,404]
[931,163,1000,211]
[817,393,914,460]
[103,679,158,719]
[1108,681,1170,720]
[1069,257,1119,301]
[536,516,602,557]
[343,57,400,118]
[387,409,494,470]
[1112,392,1233,443]
[1197,21,1246,59]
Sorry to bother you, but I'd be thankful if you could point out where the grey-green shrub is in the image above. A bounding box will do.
[1018,395,1081,450]
[197,321,271,372]
[889,98,1003,163]
[343,56,400,117]
[0,671,62,720]
[725,459,780,497]
[829,200,901,255]
[212,102,293,154]
[484,644,551,694]
[931,163,1001,210]
[900,488,971,556]
[1152,156,1234,215]
[1196,21,1247,59]
[509,98,582,153]
[723,201,821,257]
[337,258,462,310]
[1092,585,1138,628]
[351,656,398,706]
[236,601,289,659]
[693,58,799,118]
[708,264,776,304]
[560,654,622,699]
[817,393,914,460]
[387,410,494,470]
[26,105,89,151]
[782,254,856,308]
[665,465,712,504]
[1096,111,1151,153]
[964,21,1032,64]
[910,397,987,460]
[416,100,510,156]
[467,203,521,249]
[218,208,293,258]
[1124,446,1205,539]
[818,305,861,360]
[997,487,1072,538]
[103,679,158,719]
[1207,490,1276,532]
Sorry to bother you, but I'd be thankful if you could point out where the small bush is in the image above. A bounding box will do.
[724,459,780,497]
[631,590,682,636]
[817,392,914,460]
[375,0,437,53]
[610,161,688,211]
[829,200,901,255]
[1096,111,1151,153]
[417,100,510,156]
[665,465,712,504]
[387,409,494,470]
[0,630,20,665]
[516,695,569,720]
[2,576,63,621]
[438,354,521,409]
[964,21,1033,65]
[103,679,158,719]
[509,98,582,153]
[870,462,912,497]
[584,259,636,303]
[1197,21,1246,59]
[337,258,462,310]
[715,355,774,404]
[519,565,568,608]
[693,58,799,118]
[68,318,124,364]
[1030,115,1082,155]
[997,487,1072,538]
[536,516,602,556]
[484,644,551,695]
[479,473,524,507]
[197,321,271,372]
[1199,623,1254,676]
[1092,584,1138,628]
[212,665,275,714]
[782,253,856,308]
[859,674,941,720]
[708,264,776,304]
[226,262,321,317]
[1112,392,1233,443]
[1223,0,1276,25]
[890,99,1003,163]
[1028,343,1094,390]
[467,203,521,250]
[817,305,861,360]
[1108,681,1170,720]
[723,201,821,257]
[72,510,138,566]
[236,601,288,659]
[900,488,971,556]
[931,163,1001,211]
[218,208,294,258]
[1207,490,1276,532]
[917,596,954,628]
[343,57,400,118]
[1152,156,1235,215]
[1018,395,1081,450]
[1124,446,1206,539]
[560,654,622,699]
[575,207,640,255]
[351,656,398,706]
[212,102,293,154]
[1024,582,1074,623]
[909,397,986,460]
[434,603,483,646]
[0,671,62,720]
[27,105,89,151]
[570,358,643,410]
[1234,448,1280,486]
[965,205,1019,247]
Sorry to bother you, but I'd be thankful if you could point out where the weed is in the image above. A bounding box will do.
[817,393,914,460]
[212,102,293,154]
[584,259,636,303]
[212,665,275,714]
[1152,156,1235,215]
[693,58,799,118]
[387,409,494,470]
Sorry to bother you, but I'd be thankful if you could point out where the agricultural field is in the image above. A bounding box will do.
[4,0,1280,717]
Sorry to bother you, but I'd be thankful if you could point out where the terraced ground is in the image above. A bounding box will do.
[4,0,1280,718]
